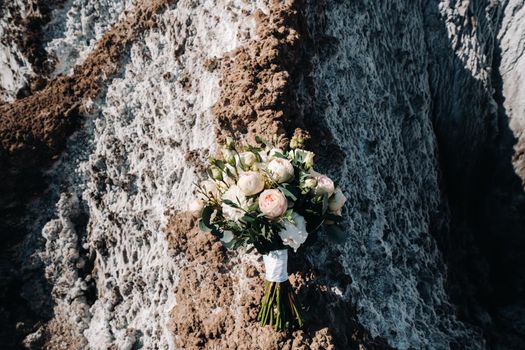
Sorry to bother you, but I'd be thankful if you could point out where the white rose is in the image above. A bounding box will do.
[267,158,294,183]
[328,187,346,211]
[278,212,308,252]
[221,185,253,222]
[314,175,335,196]
[237,171,265,196]
[188,199,204,217]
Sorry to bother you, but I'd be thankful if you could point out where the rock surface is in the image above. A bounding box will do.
[0,0,524,349]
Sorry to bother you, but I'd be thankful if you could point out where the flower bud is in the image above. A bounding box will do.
[239,152,257,167]
[222,148,235,165]
[304,152,314,169]
[210,166,223,180]
[225,136,235,150]
[289,134,304,149]
[199,180,218,199]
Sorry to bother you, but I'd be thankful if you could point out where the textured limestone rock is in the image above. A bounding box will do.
[23,0,267,348]
[499,1,525,185]
[299,1,482,348]
[423,1,525,348]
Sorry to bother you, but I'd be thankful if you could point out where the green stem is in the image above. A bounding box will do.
[257,280,303,331]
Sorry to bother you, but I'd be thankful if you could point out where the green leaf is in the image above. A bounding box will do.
[278,185,298,201]
[322,195,329,214]
[248,202,259,211]
[255,135,269,146]
[241,214,256,223]
[272,152,287,159]
[199,206,214,232]
[199,219,212,232]
[222,199,240,208]
[212,159,225,170]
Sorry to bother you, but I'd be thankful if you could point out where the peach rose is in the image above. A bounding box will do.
[258,189,288,219]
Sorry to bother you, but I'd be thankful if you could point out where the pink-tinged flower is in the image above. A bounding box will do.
[314,175,335,196]
[258,189,288,219]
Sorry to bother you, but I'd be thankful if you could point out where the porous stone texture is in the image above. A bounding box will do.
[166,3,392,348]
[499,1,525,184]
[43,0,135,77]
[0,0,51,103]
[0,0,130,103]
[423,1,525,348]
[299,1,482,349]
[17,0,267,349]
[211,0,302,143]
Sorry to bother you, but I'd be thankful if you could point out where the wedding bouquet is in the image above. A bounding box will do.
[189,134,346,331]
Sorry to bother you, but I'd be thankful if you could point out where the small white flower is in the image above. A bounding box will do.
[289,149,314,169]
[279,212,308,252]
[221,185,252,222]
[237,171,265,196]
[188,199,204,217]
[304,152,314,169]
[328,187,347,211]
[267,158,294,183]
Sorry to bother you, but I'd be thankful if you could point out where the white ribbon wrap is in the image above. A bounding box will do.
[263,249,288,283]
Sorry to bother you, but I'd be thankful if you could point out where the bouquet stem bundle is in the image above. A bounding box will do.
[257,280,303,331]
